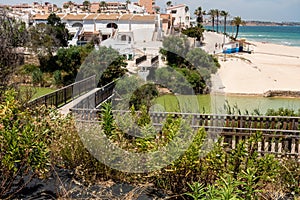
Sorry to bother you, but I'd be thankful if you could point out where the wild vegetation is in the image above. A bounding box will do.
[1,90,299,199]
[1,5,300,200]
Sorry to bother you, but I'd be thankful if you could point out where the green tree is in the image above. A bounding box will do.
[181,25,204,44]
[160,35,190,67]
[194,6,205,26]
[0,11,28,97]
[99,1,107,13]
[166,1,172,7]
[55,44,93,84]
[129,83,159,112]
[155,67,196,94]
[79,46,127,86]
[231,16,245,40]
[208,9,217,31]
[46,13,69,47]
[83,0,91,12]
[220,10,229,35]
[215,9,220,32]
[29,13,69,55]
[186,48,219,81]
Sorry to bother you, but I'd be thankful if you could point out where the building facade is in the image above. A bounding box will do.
[138,0,155,14]
[166,4,190,29]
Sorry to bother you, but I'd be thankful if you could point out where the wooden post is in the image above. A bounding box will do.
[291,138,296,156]
[278,140,282,158]
[271,137,276,154]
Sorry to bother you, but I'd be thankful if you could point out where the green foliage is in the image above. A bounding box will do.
[231,16,246,40]
[20,64,39,74]
[0,90,51,199]
[0,11,28,96]
[182,25,205,41]
[160,35,219,93]
[47,13,69,47]
[160,35,190,67]
[186,182,206,200]
[53,70,63,86]
[129,83,158,111]
[266,107,300,116]
[100,102,115,137]
[32,68,44,86]
[79,46,127,86]
[155,67,197,94]
[278,159,300,194]
[185,48,219,82]
[28,13,68,56]
[37,44,93,85]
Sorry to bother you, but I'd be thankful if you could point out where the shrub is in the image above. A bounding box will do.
[0,90,51,199]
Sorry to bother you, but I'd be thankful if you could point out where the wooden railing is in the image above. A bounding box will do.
[27,75,96,108]
[70,110,300,158]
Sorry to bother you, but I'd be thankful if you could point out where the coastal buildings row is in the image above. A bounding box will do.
[0,0,156,15]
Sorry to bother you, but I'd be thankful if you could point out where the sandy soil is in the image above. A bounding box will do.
[211,41,300,95]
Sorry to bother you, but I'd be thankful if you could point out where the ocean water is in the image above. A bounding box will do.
[206,25,300,47]
[238,26,300,47]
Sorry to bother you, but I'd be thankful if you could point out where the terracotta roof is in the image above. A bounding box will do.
[57,13,66,18]
[84,14,98,20]
[96,14,120,20]
[32,14,50,20]
[131,15,155,22]
[160,14,171,19]
[119,14,133,20]
[62,14,87,20]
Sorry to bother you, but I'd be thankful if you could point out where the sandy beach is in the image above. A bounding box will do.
[210,40,300,95]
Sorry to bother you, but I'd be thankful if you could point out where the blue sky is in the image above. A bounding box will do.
[1,0,300,22]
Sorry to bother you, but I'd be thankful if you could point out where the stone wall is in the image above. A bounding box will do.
[264,90,300,98]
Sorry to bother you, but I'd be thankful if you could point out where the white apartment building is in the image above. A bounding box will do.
[166,4,190,29]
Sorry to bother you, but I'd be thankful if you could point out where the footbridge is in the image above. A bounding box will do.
[27,75,115,115]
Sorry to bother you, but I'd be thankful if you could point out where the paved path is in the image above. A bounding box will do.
[58,88,100,115]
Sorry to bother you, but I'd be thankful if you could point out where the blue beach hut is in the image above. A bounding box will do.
[223,41,243,54]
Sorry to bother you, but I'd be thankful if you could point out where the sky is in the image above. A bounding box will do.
[1,0,300,22]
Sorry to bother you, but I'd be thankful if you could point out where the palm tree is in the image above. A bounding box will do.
[220,10,229,34]
[166,1,172,7]
[83,0,91,12]
[99,1,107,13]
[185,6,189,13]
[194,6,205,26]
[215,9,220,32]
[231,16,245,40]
[125,0,131,11]
[208,9,217,31]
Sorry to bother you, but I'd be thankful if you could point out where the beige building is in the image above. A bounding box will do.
[138,0,155,14]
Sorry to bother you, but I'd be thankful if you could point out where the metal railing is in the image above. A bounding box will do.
[135,55,147,65]
[71,80,116,109]
[27,75,96,108]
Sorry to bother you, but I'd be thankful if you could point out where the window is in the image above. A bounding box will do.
[107,23,118,29]
[72,22,83,27]
[171,10,177,14]
[121,35,127,41]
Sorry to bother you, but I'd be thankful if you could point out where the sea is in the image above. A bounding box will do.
[206,25,300,47]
